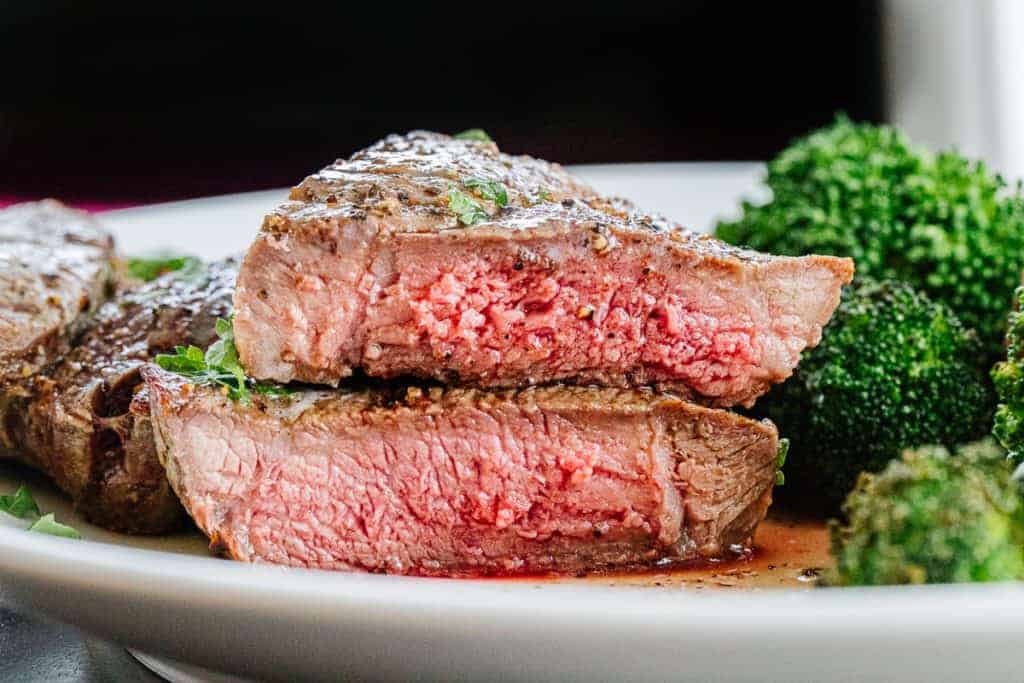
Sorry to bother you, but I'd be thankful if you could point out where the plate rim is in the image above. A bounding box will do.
[4,496,1024,629]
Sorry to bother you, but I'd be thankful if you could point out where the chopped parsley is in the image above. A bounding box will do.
[127,252,202,282]
[28,513,81,539]
[453,128,493,143]
[447,186,490,226]
[775,438,789,486]
[0,485,40,519]
[0,485,81,539]
[155,316,293,405]
[463,177,509,207]
[526,187,553,205]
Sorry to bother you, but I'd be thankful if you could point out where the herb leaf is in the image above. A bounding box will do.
[214,317,233,338]
[127,252,202,282]
[0,485,40,519]
[155,345,206,374]
[204,317,246,396]
[155,316,291,404]
[453,128,493,143]
[527,187,553,205]
[774,438,790,487]
[29,513,82,539]
[776,438,789,469]
[464,177,508,207]
[447,186,490,226]
[0,485,80,539]
[253,383,296,397]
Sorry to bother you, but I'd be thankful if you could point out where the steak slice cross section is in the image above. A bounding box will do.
[234,131,854,407]
[0,200,115,383]
[143,366,780,575]
[1,260,236,533]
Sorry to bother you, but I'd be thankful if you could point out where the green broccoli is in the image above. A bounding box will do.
[715,115,1024,362]
[993,286,1024,466]
[761,278,994,509]
[827,440,1024,586]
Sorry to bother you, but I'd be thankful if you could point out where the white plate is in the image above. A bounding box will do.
[2,164,1022,682]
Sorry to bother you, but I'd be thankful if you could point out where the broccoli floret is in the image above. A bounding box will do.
[715,115,1024,362]
[827,440,1024,586]
[761,278,994,509]
[993,287,1024,466]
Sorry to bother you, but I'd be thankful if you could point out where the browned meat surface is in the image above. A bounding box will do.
[0,200,115,383]
[234,132,853,407]
[143,366,780,575]
[1,260,236,533]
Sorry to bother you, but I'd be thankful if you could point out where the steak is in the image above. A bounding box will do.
[234,132,854,407]
[1,260,236,533]
[0,200,115,383]
[142,366,780,575]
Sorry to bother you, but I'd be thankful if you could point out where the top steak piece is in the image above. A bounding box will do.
[1,260,236,533]
[143,366,780,576]
[234,132,854,407]
[0,200,115,383]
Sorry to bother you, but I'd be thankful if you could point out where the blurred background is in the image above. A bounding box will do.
[1,0,1020,204]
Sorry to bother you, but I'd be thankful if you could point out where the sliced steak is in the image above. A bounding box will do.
[0,200,115,383]
[143,366,780,575]
[234,132,854,407]
[1,260,236,533]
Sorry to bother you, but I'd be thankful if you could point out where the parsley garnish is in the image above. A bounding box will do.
[28,513,81,539]
[453,128,493,143]
[0,485,40,519]
[447,186,490,226]
[155,344,248,401]
[252,383,297,397]
[526,187,553,205]
[775,438,789,486]
[0,485,81,539]
[464,177,508,207]
[127,252,202,282]
[155,316,293,405]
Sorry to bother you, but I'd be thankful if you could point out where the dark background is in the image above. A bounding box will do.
[1,1,884,203]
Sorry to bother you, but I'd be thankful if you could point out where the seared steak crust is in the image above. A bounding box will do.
[144,366,779,576]
[0,200,115,383]
[292,130,594,225]
[234,132,853,407]
[1,260,236,533]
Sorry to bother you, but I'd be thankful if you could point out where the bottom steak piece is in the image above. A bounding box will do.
[142,367,779,575]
